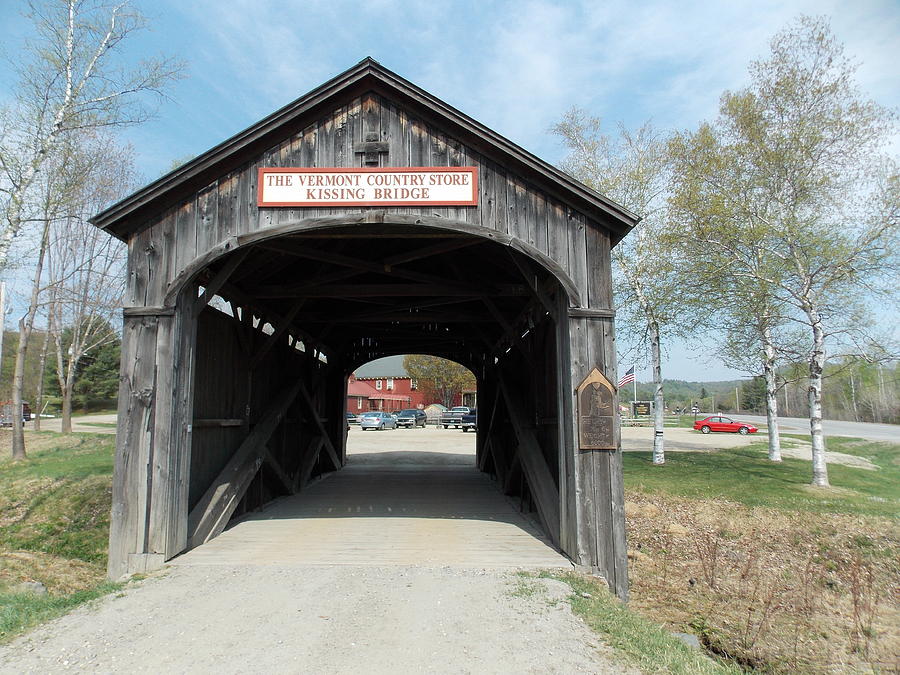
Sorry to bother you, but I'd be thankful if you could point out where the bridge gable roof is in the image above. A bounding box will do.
[91,58,638,242]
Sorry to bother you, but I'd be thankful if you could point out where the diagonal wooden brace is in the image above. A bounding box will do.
[187,379,302,548]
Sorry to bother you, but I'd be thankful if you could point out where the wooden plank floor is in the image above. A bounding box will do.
[175,455,568,568]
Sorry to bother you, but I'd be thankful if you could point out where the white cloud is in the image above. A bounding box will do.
[120,0,900,177]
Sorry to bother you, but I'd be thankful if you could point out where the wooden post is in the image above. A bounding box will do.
[108,312,161,580]
[564,313,628,600]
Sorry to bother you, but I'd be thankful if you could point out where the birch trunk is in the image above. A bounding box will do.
[806,307,829,487]
[61,383,73,433]
[617,254,667,465]
[10,219,51,459]
[33,327,52,432]
[650,321,665,465]
[11,317,30,460]
[761,326,781,462]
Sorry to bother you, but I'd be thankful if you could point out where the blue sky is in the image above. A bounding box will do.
[2,0,898,381]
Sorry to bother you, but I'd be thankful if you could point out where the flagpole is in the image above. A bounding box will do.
[633,366,637,404]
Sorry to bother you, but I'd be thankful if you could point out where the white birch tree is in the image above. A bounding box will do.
[46,133,131,433]
[669,16,899,486]
[554,113,680,464]
[0,0,183,271]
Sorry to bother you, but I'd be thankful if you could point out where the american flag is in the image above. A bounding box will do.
[617,366,635,387]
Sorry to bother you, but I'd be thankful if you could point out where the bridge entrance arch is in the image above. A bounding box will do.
[92,59,637,598]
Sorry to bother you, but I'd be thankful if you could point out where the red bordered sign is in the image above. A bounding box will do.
[257,167,478,208]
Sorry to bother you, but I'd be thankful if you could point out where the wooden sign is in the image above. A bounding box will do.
[632,401,652,417]
[576,368,616,450]
[257,167,478,207]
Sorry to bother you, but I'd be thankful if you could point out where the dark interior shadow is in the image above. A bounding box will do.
[233,457,548,540]
[345,450,475,466]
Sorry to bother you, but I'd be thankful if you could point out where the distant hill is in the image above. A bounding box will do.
[623,378,746,412]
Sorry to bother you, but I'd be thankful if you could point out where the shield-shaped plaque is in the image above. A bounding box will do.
[576,368,616,450]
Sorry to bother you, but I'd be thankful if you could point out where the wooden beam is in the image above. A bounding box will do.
[507,251,556,317]
[248,300,305,371]
[187,379,302,548]
[194,249,250,314]
[294,312,496,324]
[503,453,523,495]
[295,435,325,491]
[348,296,477,321]
[263,446,295,495]
[122,306,175,317]
[478,386,502,473]
[250,284,529,299]
[297,380,342,472]
[567,307,616,318]
[381,239,480,266]
[498,376,561,546]
[192,418,244,428]
[289,233,473,239]
[230,250,289,285]
[215,280,334,356]
[481,296,515,338]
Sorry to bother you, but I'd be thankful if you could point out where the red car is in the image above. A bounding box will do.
[693,416,758,435]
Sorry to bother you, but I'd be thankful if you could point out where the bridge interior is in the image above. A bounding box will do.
[178,427,567,568]
[184,224,569,562]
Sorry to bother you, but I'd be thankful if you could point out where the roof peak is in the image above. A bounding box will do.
[91,58,637,241]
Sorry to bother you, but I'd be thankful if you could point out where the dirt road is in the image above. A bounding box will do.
[0,565,632,674]
[0,426,633,674]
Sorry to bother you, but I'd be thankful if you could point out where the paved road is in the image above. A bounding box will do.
[33,412,898,443]
[731,414,899,443]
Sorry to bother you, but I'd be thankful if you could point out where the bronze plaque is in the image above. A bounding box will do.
[577,368,616,450]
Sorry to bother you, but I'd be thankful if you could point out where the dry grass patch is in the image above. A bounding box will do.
[625,492,900,673]
[0,431,116,642]
[0,551,103,595]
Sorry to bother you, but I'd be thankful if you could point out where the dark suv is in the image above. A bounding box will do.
[395,408,427,428]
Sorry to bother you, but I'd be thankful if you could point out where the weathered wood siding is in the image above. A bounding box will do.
[123,93,603,312]
[110,88,626,599]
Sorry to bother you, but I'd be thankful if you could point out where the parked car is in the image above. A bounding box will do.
[693,416,758,435]
[395,408,427,428]
[440,406,471,429]
[460,409,477,432]
[358,411,398,430]
[346,411,359,424]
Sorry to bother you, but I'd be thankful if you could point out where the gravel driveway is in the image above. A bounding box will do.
[0,426,633,674]
[0,566,631,674]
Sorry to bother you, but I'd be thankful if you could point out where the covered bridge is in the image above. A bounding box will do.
[91,59,637,599]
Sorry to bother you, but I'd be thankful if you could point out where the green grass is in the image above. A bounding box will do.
[0,433,114,482]
[0,582,120,643]
[624,436,899,518]
[71,408,117,417]
[0,431,117,643]
[78,422,117,428]
[542,572,742,675]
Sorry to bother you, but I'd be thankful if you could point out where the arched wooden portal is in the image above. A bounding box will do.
[91,59,637,599]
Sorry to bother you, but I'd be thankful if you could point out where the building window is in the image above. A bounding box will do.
[357,399,362,410]
[387,378,394,390]
[375,379,382,390]
[411,379,418,390]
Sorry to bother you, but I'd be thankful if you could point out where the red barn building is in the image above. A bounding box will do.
[347,356,476,413]
[346,374,417,413]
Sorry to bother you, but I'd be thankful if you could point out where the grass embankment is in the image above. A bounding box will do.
[618,435,899,673]
[0,431,118,643]
[532,570,743,674]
